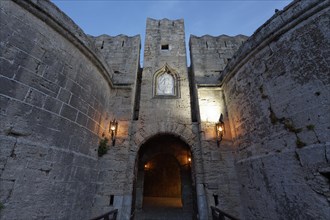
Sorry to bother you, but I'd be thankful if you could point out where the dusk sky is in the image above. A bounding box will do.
[51,0,292,65]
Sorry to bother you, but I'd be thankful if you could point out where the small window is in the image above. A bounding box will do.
[109,195,114,206]
[161,44,169,50]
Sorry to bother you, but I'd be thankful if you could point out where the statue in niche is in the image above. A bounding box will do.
[157,72,174,95]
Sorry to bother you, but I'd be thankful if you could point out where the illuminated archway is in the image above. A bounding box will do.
[133,134,196,218]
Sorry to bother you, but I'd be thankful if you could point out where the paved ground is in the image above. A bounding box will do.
[134,197,193,220]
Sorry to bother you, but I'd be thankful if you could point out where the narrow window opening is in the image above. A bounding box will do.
[114,70,120,74]
[161,44,169,50]
[109,195,114,206]
[133,67,142,120]
[224,41,227,47]
[213,194,219,206]
[206,41,208,49]
[172,21,175,26]
[122,41,125,47]
[101,41,104,49]
[158,21,160,26]
[188,66,198,122]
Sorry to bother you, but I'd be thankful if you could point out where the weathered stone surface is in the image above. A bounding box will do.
[190,35,248,84]
[222,1,330,219]
[0,0,116,219]
[0,0,329,220]
[89,34,141,85]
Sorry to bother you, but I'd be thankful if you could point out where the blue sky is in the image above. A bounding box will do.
[51,0,292,65]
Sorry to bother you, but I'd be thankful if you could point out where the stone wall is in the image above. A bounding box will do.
[189,32,248,218]
[138,18,191,123]
[90,34,141,85]
[195,87,242,217]
[221,0,330,219]
[190,35,247,85]
[1,0,329,219]
[0,0,123,219]
[124,18,209,220]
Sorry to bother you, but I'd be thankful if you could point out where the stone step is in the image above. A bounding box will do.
[134,197,194,220]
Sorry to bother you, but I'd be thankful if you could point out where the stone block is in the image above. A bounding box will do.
[70,94,88,114]
[14,66,59,97]
[0,76,29,100]
[24,88,47,108]
[57,87,71,103]
[0,56,19,78]
[0,95,10,116]
[68,80,82,97]
[42,68,67,87]
[43,95,62,114]
[76,111,88,127]
[60,103,78,121]
[86,117,97,132]
[296,144,327,166]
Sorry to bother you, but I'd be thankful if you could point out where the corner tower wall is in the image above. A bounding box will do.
[189,34,249,217]
[0,0,132,219]
[221,0,330,219]
[190,35,248,84]
[1,0,329,219]
[89,34,141,85]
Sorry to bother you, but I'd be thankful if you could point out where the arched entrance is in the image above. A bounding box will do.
[133,134,197,219]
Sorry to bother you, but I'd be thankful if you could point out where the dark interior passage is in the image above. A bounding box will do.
[143,154,181,198]
[134,134,196,219]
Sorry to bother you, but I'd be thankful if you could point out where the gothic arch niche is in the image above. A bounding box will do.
[153,64,180,98]
[133,134,196,219]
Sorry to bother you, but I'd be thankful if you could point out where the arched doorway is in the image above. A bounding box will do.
[133,134,196,219]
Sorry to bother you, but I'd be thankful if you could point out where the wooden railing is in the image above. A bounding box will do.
[211,206,240,220]
[90,209,118,220]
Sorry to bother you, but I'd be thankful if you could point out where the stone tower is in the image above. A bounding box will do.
[0,1,329,220]
[138,18,191,122]
[127,18,208,219]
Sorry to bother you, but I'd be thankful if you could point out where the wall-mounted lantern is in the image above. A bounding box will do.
[187,156,192,167]
[215,114,225,146]
[144,164,149,171]
[109,119,118,146]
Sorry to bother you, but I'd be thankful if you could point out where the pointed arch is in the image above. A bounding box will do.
[133,133,196,218]
[153,64,180,98]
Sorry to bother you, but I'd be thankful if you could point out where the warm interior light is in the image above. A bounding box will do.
[200,106,220,123]
[216,114,225,147]
[188,157,191,162]
[144,163,151,170]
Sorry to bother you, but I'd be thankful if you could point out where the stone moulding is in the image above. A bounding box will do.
[220,0,329,86]
[11,0,132,90]
[152,64,181,99]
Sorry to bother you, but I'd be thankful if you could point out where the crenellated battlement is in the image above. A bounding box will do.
[0,0,329,220]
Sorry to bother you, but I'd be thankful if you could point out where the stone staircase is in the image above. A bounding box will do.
[134,197,194,220]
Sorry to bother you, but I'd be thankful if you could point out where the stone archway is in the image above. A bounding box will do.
[133,134,196,219]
